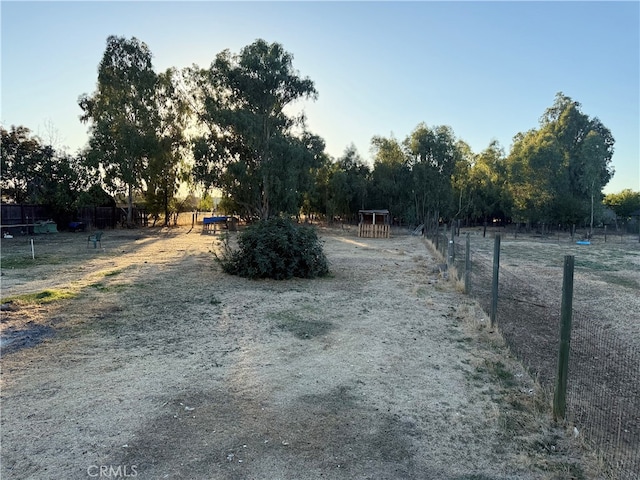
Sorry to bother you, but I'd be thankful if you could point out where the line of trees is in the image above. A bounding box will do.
[2,35,638,231]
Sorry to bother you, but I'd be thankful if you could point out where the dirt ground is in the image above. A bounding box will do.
[1,225,600,479]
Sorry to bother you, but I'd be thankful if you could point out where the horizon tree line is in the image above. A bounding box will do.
[2,35,638,231]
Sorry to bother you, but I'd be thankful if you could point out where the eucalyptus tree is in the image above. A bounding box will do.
[507,92,614,226]
[324,145,370,221]
[143,68,191,226]
[450,139,474,220]
[305,154,332,220]
[461,140,510,224]
[506,129,566,223]
[542,93,614,230]
[190,39,319,220]
[369,135,411,221]
[79,35,159,225]
[403,123,459,227]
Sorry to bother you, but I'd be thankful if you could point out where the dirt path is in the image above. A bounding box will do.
[1,227,594,479]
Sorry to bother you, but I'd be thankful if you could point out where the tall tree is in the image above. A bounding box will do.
[191,39,318,219]
[507,129,567,223]
[143,68,190,226]
[507,93,614,225]
[1,125,42,203]
[543,93,614,229]
[0,125,97,220]
[403,123,459,226]
[604,189,640,220]
[454,140,510,224]
[323,145,370,221]
[79,35,159,225]
[369,135,411,221]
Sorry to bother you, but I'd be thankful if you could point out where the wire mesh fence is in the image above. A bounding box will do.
[426,230,640,479]
[568,310,640,479]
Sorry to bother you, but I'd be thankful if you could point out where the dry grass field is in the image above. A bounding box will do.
[462,228,640,344]
[0,225,608,479]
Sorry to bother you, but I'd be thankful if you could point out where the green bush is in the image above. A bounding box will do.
[216,217,330,280]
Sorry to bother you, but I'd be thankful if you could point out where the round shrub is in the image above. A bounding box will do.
[216,217,329,280]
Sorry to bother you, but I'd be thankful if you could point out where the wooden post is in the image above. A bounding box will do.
[464,233,471,294]
[554,255,575,421]
[604,225,607,243]
[490,234,501,328]
[571,224,576,241]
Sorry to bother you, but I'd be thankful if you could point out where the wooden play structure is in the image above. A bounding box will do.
[358,209,390,238]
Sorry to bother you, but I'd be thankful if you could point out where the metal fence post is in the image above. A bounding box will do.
[464,233,471,294]
[553,255,575,421]
[448,221,455,265]
[490,234,501,328]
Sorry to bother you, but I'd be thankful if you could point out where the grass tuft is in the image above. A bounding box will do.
[269,309,333,339]
[2,289,77,305]
[1,254,63,269]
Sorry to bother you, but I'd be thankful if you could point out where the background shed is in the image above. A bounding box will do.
[358,209,390,238]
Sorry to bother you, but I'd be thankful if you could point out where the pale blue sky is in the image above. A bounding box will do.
[2,1,638,194]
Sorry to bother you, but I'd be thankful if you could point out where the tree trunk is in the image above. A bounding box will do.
[127,183,133,226]
[590,189,594,237]
[163,181,170,227]
[261,183,270,220]
[261,117,271,220]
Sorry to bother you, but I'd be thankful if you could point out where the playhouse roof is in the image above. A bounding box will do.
[358,209,389,215]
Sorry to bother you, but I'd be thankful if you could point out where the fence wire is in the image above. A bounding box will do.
[568,310,640,479]
[427,231,640,479]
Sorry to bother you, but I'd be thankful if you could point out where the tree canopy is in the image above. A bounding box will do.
[0,125,97,222]
[506,92,614,226]
[604,189,640,219]
[4,33,627,234]
[79,35,160,225]
[190,39,319,220]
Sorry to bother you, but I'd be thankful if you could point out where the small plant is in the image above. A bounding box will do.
[215,217,329,280]
[490,360,518,388]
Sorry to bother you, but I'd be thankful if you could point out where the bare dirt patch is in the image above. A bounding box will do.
[1,226,598,479]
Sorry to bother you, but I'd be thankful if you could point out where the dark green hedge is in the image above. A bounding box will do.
[216,218,329,280]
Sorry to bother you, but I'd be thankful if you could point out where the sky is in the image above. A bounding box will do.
[1,1,638,194]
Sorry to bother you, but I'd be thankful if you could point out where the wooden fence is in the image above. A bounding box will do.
[358,223,390,238]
